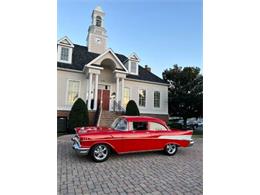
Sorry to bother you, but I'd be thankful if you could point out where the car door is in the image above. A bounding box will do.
[121,121,154,152]
[108,118,130,153]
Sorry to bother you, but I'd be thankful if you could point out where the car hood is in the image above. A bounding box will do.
[75,126,113,135]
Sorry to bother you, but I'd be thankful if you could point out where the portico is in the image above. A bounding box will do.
[84,50,127,111]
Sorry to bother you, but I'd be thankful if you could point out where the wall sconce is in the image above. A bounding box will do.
[111,92,116,99]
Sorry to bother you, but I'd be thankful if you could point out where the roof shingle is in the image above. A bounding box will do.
[57,44,167,84]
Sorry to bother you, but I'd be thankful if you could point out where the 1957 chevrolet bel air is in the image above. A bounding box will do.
[72,116,193,162]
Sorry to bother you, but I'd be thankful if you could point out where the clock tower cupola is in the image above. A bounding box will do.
[87,6,107,54]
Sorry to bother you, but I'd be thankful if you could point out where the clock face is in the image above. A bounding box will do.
[95,38,101,44]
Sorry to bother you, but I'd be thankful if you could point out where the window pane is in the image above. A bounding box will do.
[154,91,160,108]
[61,47,69,61]
[150,122,167,130]
[131,61,136,73]
[139,89,146,107]
[133,122,148,130]
[123,88,130,107]
[114,119,127,131]
[67,80,80,105]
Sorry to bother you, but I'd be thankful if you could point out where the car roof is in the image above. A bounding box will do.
[121,116,166,124]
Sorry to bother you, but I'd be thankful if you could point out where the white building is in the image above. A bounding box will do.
[57,6,168,128]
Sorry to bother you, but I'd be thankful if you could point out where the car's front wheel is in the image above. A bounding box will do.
[90,144,110,162]
[164,144,178,155]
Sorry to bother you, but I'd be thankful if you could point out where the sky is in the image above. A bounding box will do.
[58,0,202,78]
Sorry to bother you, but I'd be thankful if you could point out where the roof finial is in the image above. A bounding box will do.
[94,6,103,12]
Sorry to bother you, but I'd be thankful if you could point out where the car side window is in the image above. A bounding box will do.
[114,119,128,131]
[132,122,148,130]
[149,122,168,131]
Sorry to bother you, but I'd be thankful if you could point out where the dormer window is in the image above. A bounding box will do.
[130,61,137,74]
[57,36,74,64]
[127,52,140,75]
[58,46,72,64]
[96,16,102,27]
[60,47,69,61]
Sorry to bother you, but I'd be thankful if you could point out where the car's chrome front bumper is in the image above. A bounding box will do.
[71,136,90,155]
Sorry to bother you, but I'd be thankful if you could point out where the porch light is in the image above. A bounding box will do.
[111,92,116,98]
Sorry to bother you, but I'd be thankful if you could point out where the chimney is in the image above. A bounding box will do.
[144,65,151,72]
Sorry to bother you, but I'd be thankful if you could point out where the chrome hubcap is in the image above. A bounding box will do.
[94,145,108,160]
[166,144,176,154]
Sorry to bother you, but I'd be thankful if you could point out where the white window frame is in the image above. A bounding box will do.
[123,87,131,107]
[127,60,139,75]
[154,91,161,108]
[65,79,81,105]
[138,88,146,108]
[57,45,73,64]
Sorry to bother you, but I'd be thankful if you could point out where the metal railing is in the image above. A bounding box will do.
[112,100,126,114]
[94,100,102,126]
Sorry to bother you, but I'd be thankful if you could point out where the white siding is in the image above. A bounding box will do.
[57,70,87,110]
[57,69,168,115]
[124,79,168,115]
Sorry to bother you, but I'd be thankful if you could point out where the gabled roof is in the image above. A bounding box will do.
[57,36,74,48]
[129,52,140,62]
[85,48,128,72]
[57,44,99,70]
[57,44,167,84]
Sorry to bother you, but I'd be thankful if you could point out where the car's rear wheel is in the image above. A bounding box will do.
[91,144,110,162]
[164,144,178,155]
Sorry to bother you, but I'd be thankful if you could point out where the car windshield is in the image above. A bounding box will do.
[111,118,128,131]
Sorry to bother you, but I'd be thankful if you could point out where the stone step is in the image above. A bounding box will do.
[99,111,122,127]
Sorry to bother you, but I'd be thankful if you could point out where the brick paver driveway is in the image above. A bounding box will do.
[58,135,203,195]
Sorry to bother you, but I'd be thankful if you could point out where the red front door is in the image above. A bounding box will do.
[98,89,110,110]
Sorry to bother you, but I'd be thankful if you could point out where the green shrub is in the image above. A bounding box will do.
[68,98,89,133]
[125,100,140,116]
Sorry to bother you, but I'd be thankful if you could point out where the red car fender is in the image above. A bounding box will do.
[164,139,191,147]
[88,141,119,153]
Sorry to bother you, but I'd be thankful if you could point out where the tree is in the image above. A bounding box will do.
[125,100,140,116]
[162,64,203,125]
[68,98,89,133]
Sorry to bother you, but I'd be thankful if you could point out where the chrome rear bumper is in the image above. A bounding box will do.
[71,136,90,155]
[188,139,194,147]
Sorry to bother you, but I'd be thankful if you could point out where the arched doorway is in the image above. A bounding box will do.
[98,59,117,110]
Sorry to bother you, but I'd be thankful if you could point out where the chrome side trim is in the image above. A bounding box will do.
[80,137,192,142]
[118,148,163,155]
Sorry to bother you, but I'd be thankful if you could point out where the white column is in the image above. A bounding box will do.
[88,73,93,110]
[116,77,119,103]
[94,74,99,110]
[121,78,124,106]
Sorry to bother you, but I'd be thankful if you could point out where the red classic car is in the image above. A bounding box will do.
[72,116,193,162]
